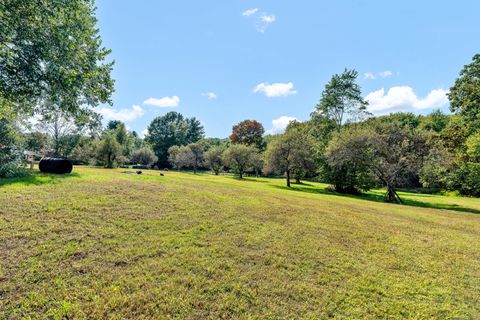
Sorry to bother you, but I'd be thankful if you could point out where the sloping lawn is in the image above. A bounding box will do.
[1,167,479,319]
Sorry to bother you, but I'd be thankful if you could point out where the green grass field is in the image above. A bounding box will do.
[1,167,479,319]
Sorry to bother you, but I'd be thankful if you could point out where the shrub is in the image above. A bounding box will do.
[0,162,27,178]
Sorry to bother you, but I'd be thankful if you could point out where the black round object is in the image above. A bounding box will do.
[39,158,73,174]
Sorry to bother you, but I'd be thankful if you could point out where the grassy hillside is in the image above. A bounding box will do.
[1,167,479,319]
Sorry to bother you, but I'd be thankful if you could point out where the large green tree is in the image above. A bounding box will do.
[448,54,480,124]
[313,69,369,130]
[0,0,114,120]
[146,112,204,167]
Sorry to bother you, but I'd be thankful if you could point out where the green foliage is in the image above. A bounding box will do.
[168,143,204,173]
[147,112,204,167]
[264,123,316,187]
[198,137,229,151]
[222,144,257,179]
[204,146,225,175]
[325,127,376,193]
[0,118,19,165]
[449,54,480,124]
[0,162,26,178]
[465,131,480,162]
[419,142,455,189]
[131,147,158,167]
[23,131,49,153]
[420,109,449,133]
[313,68,369,129]
[96,133,122,168]
[70,137,97,165]
[0,0,114,121]
[447,162,480,197]
[367,112,421,130]
[326,124,429,202]
[230,120,265,149]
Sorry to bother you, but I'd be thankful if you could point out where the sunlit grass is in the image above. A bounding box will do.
[0,167,479,318]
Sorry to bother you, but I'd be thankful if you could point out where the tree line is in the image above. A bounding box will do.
[1,2,480,201]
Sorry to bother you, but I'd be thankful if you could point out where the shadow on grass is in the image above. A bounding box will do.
[0,171,81,187]
[273,185,480,215]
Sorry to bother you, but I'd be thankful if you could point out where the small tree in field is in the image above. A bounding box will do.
[264,123,316,187]
[222,144,256,179]
[168,143,203,173]
[204,146,224,175]
[96,133,122,168]
[250,151,264,177]
[131,147,158,166]
[168,145,181,169]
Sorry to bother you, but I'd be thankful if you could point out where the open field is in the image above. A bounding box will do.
[1,167,479,319]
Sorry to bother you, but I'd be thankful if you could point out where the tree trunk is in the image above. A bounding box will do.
[193,165,197,174]
[286,170,291,188]
[295,177,301,184]
[239,169,243,179]
[385,184,402,203]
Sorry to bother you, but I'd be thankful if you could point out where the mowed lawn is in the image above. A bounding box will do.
[1,167,479,319]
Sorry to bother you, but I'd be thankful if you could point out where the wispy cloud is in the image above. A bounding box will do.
[98,105,144,122]
[242,8,258,17]
[364,70,395,80]
[266,116,300,135]
[365,86,449,114]
[202,92,217,100]
[143,96,180,108]
[257,13,276,32]
[254,82,297,97]
[242,8,276,32]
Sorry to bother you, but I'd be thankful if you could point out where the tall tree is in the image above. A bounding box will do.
[36,111,78,157]
[0,0,114,121]
[230,120,265,149]
[448,54,480,124]
[313,69,369,130]
[146,112,204,167]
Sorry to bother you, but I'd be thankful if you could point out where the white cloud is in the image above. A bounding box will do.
[144,96,180,108]
[202,92,217,100]
[242,8,275,32]
[365,86,449,114]
[242,8,258,16]
[266,116,300,135]
[98,105,144,122]
[364,70,394,80]
[379,70,393,78]
[254,82,297,97]
[141,128,149,138]
[257,13,276,32]
[261,14,276,23]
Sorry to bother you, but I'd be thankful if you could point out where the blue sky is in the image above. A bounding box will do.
[95,1,480,138]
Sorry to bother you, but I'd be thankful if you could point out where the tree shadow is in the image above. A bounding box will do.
[272,185,480,215]
[0,171,81,187]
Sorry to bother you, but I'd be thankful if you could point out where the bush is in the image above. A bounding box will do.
[131,147,158,166]
[0,162,27,178]
[447,162,480,197]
